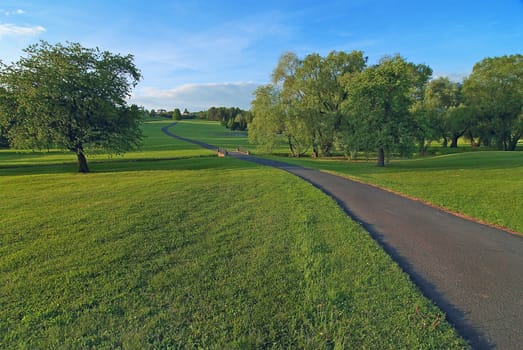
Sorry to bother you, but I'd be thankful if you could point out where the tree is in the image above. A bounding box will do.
[269,52,311,156]
[414,77,465,152]
[250,52,314,157]
[344,55,432,166]
[463,54,523,151]
[0,41,142,172]
[249,85,285,153]
[249,84,311,156]
[279,51,366,157]
[0,86,14,148]
[263,50,366,157]
[172,108,182,120]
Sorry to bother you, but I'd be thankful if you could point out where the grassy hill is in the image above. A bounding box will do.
[1,120,467,348]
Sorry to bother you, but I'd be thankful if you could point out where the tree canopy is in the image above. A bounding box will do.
[0,41,142,172]
[250,51,431,165]
[250,50,367,158]
[345,55,432,165]
[463,54,523,151]
[172,108,182,120]
[249,51,521,165]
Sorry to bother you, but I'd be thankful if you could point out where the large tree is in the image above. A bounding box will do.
[344,55,432,166]
[249,84,311,156]
[0,41,142,172]
[415,77,467,151]
[250,52,310,157]
[463,54,523,151]
[282,51,366,157]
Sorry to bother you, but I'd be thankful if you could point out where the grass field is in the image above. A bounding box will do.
[0,120,466,348]
[168,120,523,234]
[0,121,214,171]
[261,152,523,235]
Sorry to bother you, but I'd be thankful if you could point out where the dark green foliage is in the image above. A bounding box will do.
[0,41,142,172]
[249,52,521,161]
[414,77,465,152]
[198,106,251,131]
[172,108,182,120]
[463,54,523,150]
[250,50,367,157]
[344,55,432,166]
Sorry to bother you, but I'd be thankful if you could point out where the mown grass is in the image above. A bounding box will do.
[0,120,213,170]
[262,152,523,234]
[168,120,522,234]
[0,120,467,348]
[169,119,251,150]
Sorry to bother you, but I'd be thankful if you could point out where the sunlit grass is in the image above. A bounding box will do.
[261,152,523,234]
[0,160,465,348]
[167,120,523,233]
[0,120,214,169]
[0,120,467,348]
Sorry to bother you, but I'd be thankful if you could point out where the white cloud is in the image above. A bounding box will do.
[125,11,290,88]
[0,23,45,36]
[3,9,26,16]
[130,82,260,111]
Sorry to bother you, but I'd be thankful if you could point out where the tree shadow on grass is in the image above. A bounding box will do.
[0,156,259,177]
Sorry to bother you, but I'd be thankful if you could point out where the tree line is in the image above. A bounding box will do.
[249,51,522,166]
[142,106,252,131]
[196,107,252,131]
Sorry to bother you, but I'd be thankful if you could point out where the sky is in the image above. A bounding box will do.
[0,1,521,111]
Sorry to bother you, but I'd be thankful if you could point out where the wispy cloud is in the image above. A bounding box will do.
[127,11,290,88]
[3,9,26,16]
[0,23,45,36]
[130,82,260,111]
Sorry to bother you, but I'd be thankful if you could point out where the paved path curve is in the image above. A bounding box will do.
[163,123,523,349]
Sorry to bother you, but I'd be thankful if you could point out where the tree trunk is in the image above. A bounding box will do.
[287,136,296,157]
[442,137,448,148]
[508,136,519,151]
[377,147,385,167]
[76,149,90,173]
[418,137,426,156]
[450,136,459,148]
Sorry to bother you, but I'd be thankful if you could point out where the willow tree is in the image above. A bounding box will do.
[345,55,432,166]
[412,77,464,153]
[463,54,523,151]
[0,41,142,172]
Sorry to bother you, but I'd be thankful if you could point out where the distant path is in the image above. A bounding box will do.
[162,123,523,349]
[161,123,218,151]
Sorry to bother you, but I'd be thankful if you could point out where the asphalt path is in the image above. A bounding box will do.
[162,123,523,349]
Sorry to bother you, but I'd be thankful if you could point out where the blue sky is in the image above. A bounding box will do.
[1,1,521,111]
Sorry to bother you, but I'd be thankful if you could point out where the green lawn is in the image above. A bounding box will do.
[167,120,522,234]
[169,119,251,150]
[261,152,523,234]
[0,120,467,348]
[0,120,214,171]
